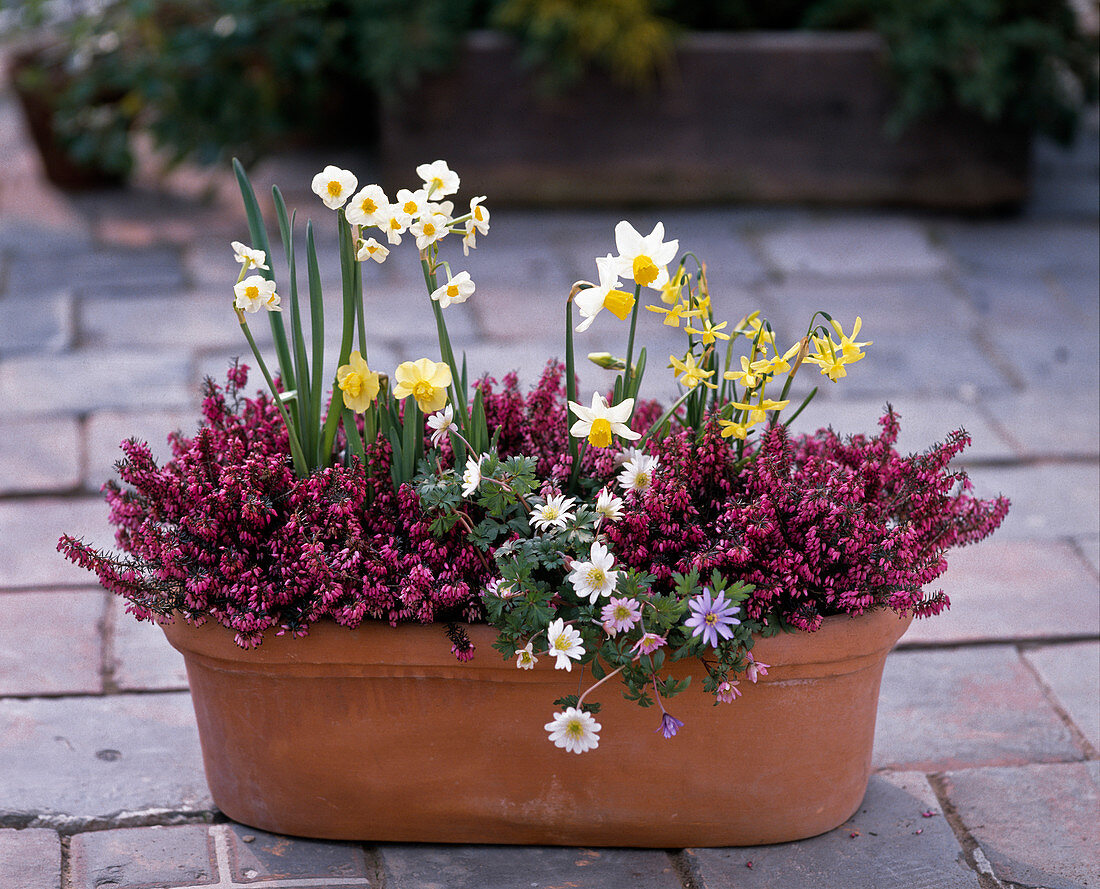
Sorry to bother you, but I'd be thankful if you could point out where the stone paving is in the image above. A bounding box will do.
[0,64,1098,889]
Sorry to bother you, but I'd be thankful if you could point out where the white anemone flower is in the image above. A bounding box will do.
[574,254,634,333]
[427,405,455,448]
[356,237,389,264]
[430,270,475,308]
[230,241,269,270]
[461,454,484,498]
[530,494,577,533]
[611,220,679,290]
[567,541,619,604]
[515,642,538,670]
[311,165,358,210]
[233,275,280,313]
[544,706,601,754]
[416,160,460,197]
[567,392,640,449]
[546,618,585,670]
[618,454,660,495]
[594,488,624,526]
[345,184,389,227]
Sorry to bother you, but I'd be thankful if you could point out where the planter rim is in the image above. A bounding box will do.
[464,28,886,53]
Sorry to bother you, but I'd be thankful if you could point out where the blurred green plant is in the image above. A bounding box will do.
[1,0,1095,178]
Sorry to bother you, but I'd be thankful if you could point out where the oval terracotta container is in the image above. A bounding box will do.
[162,608,911,846]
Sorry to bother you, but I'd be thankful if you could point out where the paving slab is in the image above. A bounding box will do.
[0,497,116,589]
[943,761,1100,889]
[0,291,74,356]
[990,326,1099,392]
[902,539,1100,646]
[84,408,197,491]
[965,462,1100,541]
[69,823,373,889]
[0,828,61,889]
[980,387,1100,458]
[0,692,212,829]
[755,218,952,278]
[110,598,189,692]
[0,349,195,417]
[1077,533,1100,574]
[874,646,1082,770]
[0,415,82,494]
[378,844,681,889]
[685,772,979,889]
[1023,641,1100,752]
[0,589,105,696]
[936,220,1099,277]
[955,271,1092,333]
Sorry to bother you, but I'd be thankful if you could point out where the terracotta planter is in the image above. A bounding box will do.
[162,607,911,846]
[381,31,1029,210]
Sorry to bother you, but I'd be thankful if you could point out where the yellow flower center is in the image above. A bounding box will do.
[403,200,418,215]
[633,472,650,490]
[586,567,606,588]
[389,218,402,230]
[423,222,436,237]
[430,177,444,191]
[326,180,342,198]
[412,380,436,401]
[360,198,377,214]
[603,289,635,320]
[474,205,484,221]
[588,418,613,448]
[543,506,559,520]
[341,372,363,398]
[245,285,259,301]
[566,719,584,738]
[613,605,631,620]
[633,254,659,286]
[446,284,460,298]
[553,634,570,652]
[705,612,718,625]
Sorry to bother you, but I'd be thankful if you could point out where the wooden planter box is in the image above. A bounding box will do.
[381,32,1029,210]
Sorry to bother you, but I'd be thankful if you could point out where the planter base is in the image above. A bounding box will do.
[164,608,911,846]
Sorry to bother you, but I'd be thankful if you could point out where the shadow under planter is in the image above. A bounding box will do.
[381,31,1029,210]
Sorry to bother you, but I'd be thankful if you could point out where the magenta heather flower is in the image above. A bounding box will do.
[684,587,741,648]
[601,597,642,635]
[657,712,684,738]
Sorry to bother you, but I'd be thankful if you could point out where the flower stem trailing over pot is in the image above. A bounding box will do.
[59,160,1009,750]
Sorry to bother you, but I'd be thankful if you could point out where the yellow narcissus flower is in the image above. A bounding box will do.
[393,358,452,413]
[659,269,689,305]
[568,392,640,448]
[804,319,869,383]
[612,221,679,289]
[724,355,766,389]
[669,353,717,389]
[731,398,790,426]
[830,316,872,361]
[337,351,381,412]
[718,417,753,440]
[684,318,730,344]
[645,301,698,328]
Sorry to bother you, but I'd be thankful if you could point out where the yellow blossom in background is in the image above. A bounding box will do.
[568,392,640,448]
[393,358,452,413]
[233,275,280,313]
[752,341,802,376]
[612,221,678,289]
[345,185,389,227]
[718,417,752,440]
[731,398,790,426]
[659,269,689,305]
[830,316,872,361]
[684,318,730,344]
[669,353,717,389]
[416,160,460,197]
[311,165,357,210]
[724,355,766,389]
[337,351,381,412]
[645,301,698,328]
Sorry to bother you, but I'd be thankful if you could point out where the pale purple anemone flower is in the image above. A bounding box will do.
[684,587,741,648]
[656,712,684,739]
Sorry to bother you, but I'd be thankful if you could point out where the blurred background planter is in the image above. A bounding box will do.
[381,31,1031,210]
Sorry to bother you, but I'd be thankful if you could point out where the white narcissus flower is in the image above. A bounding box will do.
[469,195,490,234]
[611,220,679,290]
[394,187,428,224]
[568,541,619,604]
[460,454,484,498]
[430,270,475,308]
[618,454,660,495]
[594,488,624,526]
[544,706,601,754]
[568,392,641,449]
[574,254,635,333]
[233,275,280,313]
[356,237,389,264]
[427,404,455,448]
[311,165,358,210]
[530,494,577,533]
[230,241,268,270]
[546,618,584,670]
[515,642,538,670]
[345,184,389,227]
[410,212,450,251]
[377,204,408,245]
[416,160,460,197]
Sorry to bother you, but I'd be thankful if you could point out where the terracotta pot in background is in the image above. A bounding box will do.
[162,607,912,846]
